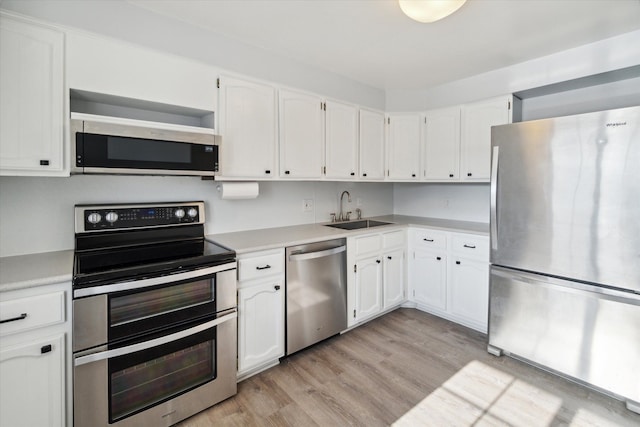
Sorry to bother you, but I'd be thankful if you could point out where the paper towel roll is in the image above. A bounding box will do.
[217,182,259,200]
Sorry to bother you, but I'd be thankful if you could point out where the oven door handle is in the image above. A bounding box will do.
[74,262,237,298]
[74,310,237,366]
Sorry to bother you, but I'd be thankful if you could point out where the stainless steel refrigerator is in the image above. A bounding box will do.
[488,106,640,414]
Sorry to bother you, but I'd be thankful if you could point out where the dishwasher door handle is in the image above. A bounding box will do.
[288,245,346,262]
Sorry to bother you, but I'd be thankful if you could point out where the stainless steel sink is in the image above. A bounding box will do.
[325,220,392,230]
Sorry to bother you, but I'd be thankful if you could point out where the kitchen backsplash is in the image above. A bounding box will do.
[0,176,395,257]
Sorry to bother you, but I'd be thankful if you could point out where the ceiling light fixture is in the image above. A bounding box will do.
[398,0,467,23]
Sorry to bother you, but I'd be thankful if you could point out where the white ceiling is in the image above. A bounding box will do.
[128,0,640,91]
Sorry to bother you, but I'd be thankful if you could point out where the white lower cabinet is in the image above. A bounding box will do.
[0,334,65,427]
[409,228,489,332]
[0,282,70,427]
[237,248,285,379]
[348,229,406,327]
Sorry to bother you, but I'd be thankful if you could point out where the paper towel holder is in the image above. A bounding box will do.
[216,182,260,200]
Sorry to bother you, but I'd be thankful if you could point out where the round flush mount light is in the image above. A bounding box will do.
[398,0,467,23]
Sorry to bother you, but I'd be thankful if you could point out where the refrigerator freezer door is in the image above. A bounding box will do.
[489,266,640,406]
[491,106,640,293]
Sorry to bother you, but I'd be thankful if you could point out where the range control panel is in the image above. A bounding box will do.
[75,202,204,232]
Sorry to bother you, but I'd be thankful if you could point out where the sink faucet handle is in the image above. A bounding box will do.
[330,213,336,223]
[355,208,362,220]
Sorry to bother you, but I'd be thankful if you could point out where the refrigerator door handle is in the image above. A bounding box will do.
[490,146,499,250]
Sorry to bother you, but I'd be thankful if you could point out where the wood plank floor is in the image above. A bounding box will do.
[178,308,640,426]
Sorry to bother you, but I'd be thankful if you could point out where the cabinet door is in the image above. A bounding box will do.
[279,89,324,178]
[423,107,460,180]
[218,76,277,178]
[0,15,64,175]
[386,114,421,180]
[449,257,489,331]
[354,256,383,322]
[411,249,447,311]
[0,333,65,427]
[460,96,511,181]
[383,248,405,309]
[359,108,385,180]
[325,100,358,179]
[237,280,285,373]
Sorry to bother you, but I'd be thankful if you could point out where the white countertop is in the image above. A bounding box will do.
[208,215,489,254]
[0,250,74,293]
[0,216,488,291]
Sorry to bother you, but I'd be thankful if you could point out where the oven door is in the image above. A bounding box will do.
[73,311,237,427]
[73,265,236,352]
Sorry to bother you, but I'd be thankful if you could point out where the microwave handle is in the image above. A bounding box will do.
[74,311,237,366]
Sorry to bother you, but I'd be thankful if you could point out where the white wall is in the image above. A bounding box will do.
[0,176,393,257]
[393,183,490,223]
[386,30,640,111]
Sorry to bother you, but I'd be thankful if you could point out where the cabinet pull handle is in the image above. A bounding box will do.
[362,173,367,177]
[411,173,416,178]
[449,173,454,178]
[0,313,27,324]
[387,256,392,260]
[285,170,290,175]
[40,160,50,166]
[467,172,472,177]
[265,170,271,174]
[256,265,272,270]
[376,259,381,264]
[350,172,355,176]
[463,244,476,249]
[274,285,281,291]
[423,238,434,242]
[456,261,461,265]
[41,344,52,354]
[436,257,441,260]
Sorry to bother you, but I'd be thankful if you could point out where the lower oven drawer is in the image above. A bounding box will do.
[74,311,237,427]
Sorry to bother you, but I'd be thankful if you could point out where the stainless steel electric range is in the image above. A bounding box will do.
[72,201,237,427]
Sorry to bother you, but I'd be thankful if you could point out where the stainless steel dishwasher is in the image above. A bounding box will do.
[286,238,347,355]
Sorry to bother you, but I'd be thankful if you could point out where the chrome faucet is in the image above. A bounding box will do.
[338,190,351,221]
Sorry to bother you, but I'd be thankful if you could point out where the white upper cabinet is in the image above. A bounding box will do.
[279,89,324,179]
[460,95,513,181]
[359,108,385,180]
[324,100,358,179]
[0,13,65,176]
[386,113,421,180]
[423,106,460,180]
[218,75,277,178]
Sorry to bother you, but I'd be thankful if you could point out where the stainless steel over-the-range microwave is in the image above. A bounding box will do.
[71,113,221,176]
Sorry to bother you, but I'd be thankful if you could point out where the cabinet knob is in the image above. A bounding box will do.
[449,174,454,178]
[285,170,290,175]
[387,256,392,260]
[350,172,355,176]
[265,170,271,174]
[274,285,281,291]
[362,173,367,177]
[376,259,381,264]
[436,256,441,260]
[411,173,416,177]
[467,172,472,177]
[456,261,461,265]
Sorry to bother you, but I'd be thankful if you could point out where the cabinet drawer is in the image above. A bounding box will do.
[383,230,405,249]
[0,291,65,336]
[413,229,447,250]
[353,233,382,256]
[451,233,489,261]
[238,248,284,282]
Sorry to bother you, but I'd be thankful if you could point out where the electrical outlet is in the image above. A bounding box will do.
[303,199,314,212]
